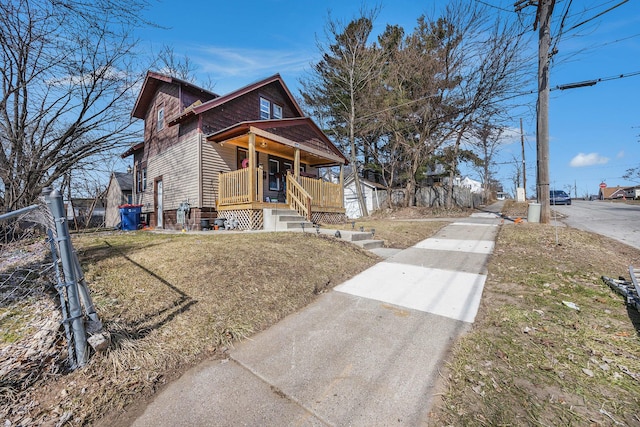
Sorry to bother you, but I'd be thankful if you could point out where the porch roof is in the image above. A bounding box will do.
[206,118,349,167]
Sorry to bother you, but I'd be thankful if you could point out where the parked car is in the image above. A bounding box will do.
[550,190,571,205]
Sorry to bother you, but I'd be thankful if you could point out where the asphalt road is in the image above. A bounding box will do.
[551,199,640,250]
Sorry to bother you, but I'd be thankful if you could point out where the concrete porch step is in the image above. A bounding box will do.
[315,228,385,250]
[283,221,315,230]
[353,239,385,250]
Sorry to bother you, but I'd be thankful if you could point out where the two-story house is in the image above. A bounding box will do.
[123,71,348,230]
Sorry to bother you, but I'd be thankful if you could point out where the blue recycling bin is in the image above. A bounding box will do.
[119,204,143,231]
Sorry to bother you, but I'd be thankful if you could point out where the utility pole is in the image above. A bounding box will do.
[520,117,527,200]
[536,0,555,223]
[516,0,555,222]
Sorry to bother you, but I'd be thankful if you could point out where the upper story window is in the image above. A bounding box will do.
[260,97,283,120]
[157,106,164,131]
[260,97,271,120]
[273,104,283,119]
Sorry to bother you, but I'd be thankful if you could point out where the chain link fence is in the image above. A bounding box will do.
[1,189,104,418]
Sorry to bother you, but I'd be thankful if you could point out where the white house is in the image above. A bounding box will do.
[458,176,483,193]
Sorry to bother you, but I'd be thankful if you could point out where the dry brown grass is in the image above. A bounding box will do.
[334,218,449,249]
[32,231,381,425]
[429,223,640,426]
[6,204,640,426]
[7,223,452,426]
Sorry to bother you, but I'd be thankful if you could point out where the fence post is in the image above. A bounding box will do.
[47,229,75,366]
[43,187,88,368]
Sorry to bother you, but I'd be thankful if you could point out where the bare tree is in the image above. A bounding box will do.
[0,0,151,213]
[156,45,198,83]
[441,2,528,207]
[300,7,384,217]
[471,122,504,203]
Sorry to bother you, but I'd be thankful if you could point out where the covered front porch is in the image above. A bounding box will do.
[207,119,348,230]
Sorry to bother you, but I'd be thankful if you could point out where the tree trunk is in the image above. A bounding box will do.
[447,130,464,208]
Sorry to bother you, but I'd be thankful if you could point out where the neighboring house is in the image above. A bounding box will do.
[104,171,134,227]
[599,186,626,200]
[123,71,348,230]
[624,185,640,200]
[344,175,386,219]
[457,176,483,194]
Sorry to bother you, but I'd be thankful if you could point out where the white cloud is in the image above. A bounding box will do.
[617,150,625,159]
[498,127,521,145]
[569,152,609,167]
[193,45,312,81]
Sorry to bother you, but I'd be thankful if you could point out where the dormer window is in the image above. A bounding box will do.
[157,106,164,131]
[260,97,270,120]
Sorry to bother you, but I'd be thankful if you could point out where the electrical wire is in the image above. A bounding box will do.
[473,0,514,13]
[566,0,630,32]
[551,69,640,90]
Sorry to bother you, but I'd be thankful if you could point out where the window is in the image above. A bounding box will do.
[156,105,164,130]
[260,97,270,120]
[283,162,292,175]
[273,104,283,119]
[136,165,147,192]
[136,170,142,192]
[268,158,280,191]
[237,148,248,170]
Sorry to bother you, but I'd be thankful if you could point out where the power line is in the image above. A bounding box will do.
[473,0,514,12]
[566,0,630,32]
[551,0,573,58]
[552,69,640,90]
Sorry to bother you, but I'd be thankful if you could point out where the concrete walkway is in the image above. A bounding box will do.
[131,207,503,427]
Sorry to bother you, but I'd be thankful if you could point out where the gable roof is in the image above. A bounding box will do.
[132,71,219,119]
[206,117,348,166]
[344,173,386,190]
[113,172,133,192]
[167,73,304,126]
[600,186,626,199]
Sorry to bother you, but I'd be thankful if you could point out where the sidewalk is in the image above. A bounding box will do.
[131,207,503,426]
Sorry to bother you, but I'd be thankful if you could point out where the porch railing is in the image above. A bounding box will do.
[286,174,312,220]
[218,168,342,217]
[218,167,263,206]
[299,175,343,209]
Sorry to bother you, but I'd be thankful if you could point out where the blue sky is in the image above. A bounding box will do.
[135,0,640,198]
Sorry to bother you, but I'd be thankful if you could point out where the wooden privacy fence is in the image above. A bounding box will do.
[218,167,263,206]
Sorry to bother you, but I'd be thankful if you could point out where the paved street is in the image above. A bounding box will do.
[552,199,640,249]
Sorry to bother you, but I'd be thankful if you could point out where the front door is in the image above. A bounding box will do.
[155,179,163,228]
